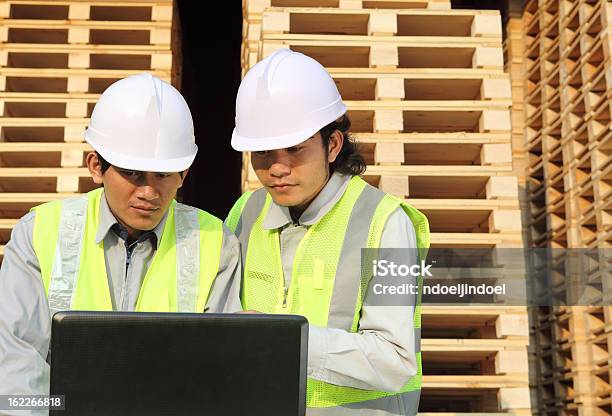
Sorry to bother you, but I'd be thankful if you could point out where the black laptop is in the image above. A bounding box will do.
[50,311,308,416]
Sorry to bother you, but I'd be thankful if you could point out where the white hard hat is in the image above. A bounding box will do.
[84,73,197,172]
[231,49,346,151]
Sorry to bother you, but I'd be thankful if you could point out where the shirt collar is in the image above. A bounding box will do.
[262,172,352,230]
[95,191,168,248]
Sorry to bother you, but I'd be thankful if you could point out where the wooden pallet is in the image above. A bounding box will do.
[419,306,530,412]
[0,44,173,70]
[0,1,173,22]
[329,70,512,101]
[244,0,452,23]
[0,20,172,46]
[262,8,502,38]
[521,1,612,413]
[0,67,171,94]
[258,37,505,70]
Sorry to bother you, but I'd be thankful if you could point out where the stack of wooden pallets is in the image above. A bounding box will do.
[511,0,612,414]
[241,1,532,414]
[0,0,179,261]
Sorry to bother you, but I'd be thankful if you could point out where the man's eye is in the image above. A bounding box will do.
[119,170,140,177]
[287,146,302,153]
[156,173,172,178]
[254,151,269,156]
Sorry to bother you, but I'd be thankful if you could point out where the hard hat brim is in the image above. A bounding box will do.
[87,135,197,173]
[231,106,347,152]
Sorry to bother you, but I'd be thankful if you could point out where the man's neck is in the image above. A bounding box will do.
[288,173,331,223]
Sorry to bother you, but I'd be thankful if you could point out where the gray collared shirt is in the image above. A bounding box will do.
[0,192,242,413]
[235,172,419,413]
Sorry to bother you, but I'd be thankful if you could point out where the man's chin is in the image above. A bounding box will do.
[269,193,301,208]
[125,217,161,233]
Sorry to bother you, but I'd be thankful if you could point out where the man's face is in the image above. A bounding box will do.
[87,153,187,236]
[251,133,342,210]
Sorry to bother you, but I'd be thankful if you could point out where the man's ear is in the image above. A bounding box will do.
[178,169,189,188]
[327,130,344,164]
[86,152,104,185]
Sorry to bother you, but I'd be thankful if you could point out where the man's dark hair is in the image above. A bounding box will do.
[319,115,366,176]
[96,152,111,174]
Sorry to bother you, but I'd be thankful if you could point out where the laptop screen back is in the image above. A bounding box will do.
[50,311,307,416]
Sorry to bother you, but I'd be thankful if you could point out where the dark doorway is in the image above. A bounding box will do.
[176,1,243,219]
[450,0,520,22]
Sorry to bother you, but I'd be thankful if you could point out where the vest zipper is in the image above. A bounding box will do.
[282,287,289,308]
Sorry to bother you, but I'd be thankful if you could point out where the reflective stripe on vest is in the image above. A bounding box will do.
[227,176,430,409]
[32,188,224,316]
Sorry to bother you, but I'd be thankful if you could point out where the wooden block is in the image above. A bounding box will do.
[486,177,518,200]
[68,53,90,69]
[152,5,173,22]
[56,175,80,193]
[68,4,90,20]
[151,28,172,45]
[488,210,522,233]
[0,2,9,19]
[0,75,6,91]
[263,11,290,34]
[495,350,529,374]
[68,28,89,44]
[151,54,172,70]
[379,175,409,197]
[369,45,398,68]
[495,314,528,338]
[481,78,512,100]
[591,148,609,171]
[368,11,397,36]
[246,0,271,16]
[498,387,531,410]
[471,14,502,37]
[339,0,363,8]
[262,43,288,59]
[479,110,511,133]
[248,50,259,69]
[0,51,6,67]
[248,22,262,43]
[64,125,86,142]
[0,102,4,117]
[61,150,84,167]
[481,143,512,165]
[66,102,88,118]
[473,47,504,69]
[67,76,89,93]
[375,142,404,165]
[374,110,403,133]
[375,78,404,101]
[428,1,451,10]
[0,26,7,43]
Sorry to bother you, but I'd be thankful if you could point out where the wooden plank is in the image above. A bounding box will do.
[365,165,514,175]
[261,8,501,38]
[2,19,170,30]
[260,40,504,70]
[422,375,528,388]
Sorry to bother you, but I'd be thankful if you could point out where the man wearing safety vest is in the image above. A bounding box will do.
[226,50,430,415]
[0,74,242,400]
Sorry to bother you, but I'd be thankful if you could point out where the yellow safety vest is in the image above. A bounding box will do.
[226,176,430,409]
[31,188,224,314]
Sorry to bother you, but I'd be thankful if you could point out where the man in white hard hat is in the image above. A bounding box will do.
[226,50,430,415]
[0,73,242,406]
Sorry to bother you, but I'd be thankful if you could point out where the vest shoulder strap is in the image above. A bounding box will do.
[173,202,225,312]
[32,193,91,314]
[226,190,253,233]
